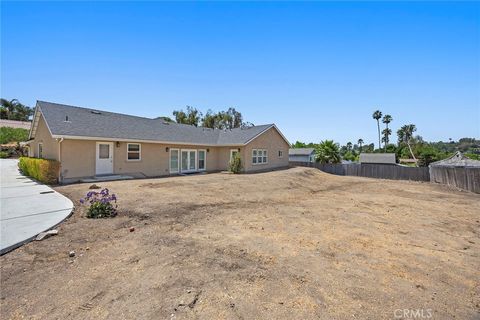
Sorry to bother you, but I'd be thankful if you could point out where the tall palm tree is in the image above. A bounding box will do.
[397,124,417,165]
[372,110,382,150]
[382,114,393,151]
[315,140,341,164]
[357,138,364,152]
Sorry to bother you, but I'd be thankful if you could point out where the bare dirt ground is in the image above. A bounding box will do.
[1,167,479,319]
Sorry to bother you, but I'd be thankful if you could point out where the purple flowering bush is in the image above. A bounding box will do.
[80,188,118,218]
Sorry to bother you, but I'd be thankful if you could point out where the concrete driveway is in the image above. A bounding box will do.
[0,159,73,254]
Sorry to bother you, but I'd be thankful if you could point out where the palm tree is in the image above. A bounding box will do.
[357,138,364,152]
[397,124,417,165]
[0,99,33,121]
[372,110,382,150]
[346,142,353,151]
[382,128,392,146]
[382,114,393,151]
[315,140,341,164]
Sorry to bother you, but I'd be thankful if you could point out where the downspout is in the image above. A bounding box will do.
[58,138,64,183]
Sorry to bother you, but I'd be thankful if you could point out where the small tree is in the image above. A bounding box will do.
[228,153,242,174]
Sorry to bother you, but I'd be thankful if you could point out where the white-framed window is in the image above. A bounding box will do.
[170,148,179,173]
[127,143,141,161]
[198,149,206,171]
[38,143,43,158]
[278,150,283,158]
[252,149,267,165]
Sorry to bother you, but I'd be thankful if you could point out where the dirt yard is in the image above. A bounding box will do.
[1,167,479,319]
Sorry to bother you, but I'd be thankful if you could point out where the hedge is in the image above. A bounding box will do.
[18,157,60,184]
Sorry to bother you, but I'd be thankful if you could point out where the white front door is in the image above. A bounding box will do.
[96,142,114,175]
[180,149,197,172]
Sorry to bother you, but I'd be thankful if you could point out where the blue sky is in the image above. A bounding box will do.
[1,1,479,146]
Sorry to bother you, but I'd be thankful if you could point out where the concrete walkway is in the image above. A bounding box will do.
[0,159,73,254]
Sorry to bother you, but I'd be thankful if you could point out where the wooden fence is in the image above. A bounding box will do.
[290,162,430,181]
[429,166,480,194]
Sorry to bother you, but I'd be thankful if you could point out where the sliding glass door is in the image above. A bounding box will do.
[170,148,206,173]
[180,150,196,172]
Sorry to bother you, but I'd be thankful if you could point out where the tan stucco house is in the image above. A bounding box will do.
[27,101,290,183]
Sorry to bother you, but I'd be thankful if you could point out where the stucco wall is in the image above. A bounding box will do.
[59,140,235,179]
[114,142,223,177]
[30,114,59,160]
[52,126,289,181]
[60,139,96,179]
[242,127,289,172]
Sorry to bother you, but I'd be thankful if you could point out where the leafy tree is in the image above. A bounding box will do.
[200,107,247,129]
[291,141,307,148]
[372,110,382,149]
[173,106,202,126]
[0,99,34,121]
[346,142,353,151]
[315,140,341,164]
[173,110,187,124]
[343,150,358,162]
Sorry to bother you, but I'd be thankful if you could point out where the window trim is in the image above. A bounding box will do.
[252,149,268,165]
[169,148,179,173]
[198,149,207,171]
[38,143,43,158]
[126,143,141,161]
[278,150,283,158]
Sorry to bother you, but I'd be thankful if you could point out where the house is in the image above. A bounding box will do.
[359,153,396,165]
[289,148,316,162]
[429,151,480,168]
[429,151,480,193]
[27,101,290,183]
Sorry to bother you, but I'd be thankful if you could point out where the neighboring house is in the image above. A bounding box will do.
[0,119,32,130]
[27,101,290,183]
[359,153,396,165]
[289,148,316,162]
[429,151,480,168]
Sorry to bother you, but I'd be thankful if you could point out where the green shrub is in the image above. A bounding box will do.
[18,157,60,184]
[228,153,243,174]
[0,151,9,158]
[0,127,29,144]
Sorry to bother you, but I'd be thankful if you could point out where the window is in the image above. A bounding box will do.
[127,143,141,161]
[170,149,179,173]
[252,149,267,165]
[99,144,110,159]
[38,143,43,158]
[198,150,206,170]
[278,150,283,158]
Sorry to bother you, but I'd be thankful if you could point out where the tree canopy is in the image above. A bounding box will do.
[0,99,34,121]
[169,106,252,129]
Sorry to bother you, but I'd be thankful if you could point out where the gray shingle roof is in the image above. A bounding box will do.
[288,148,315,156]
[429,151,480,167]
[35,101,275,146]
[359,153,396,164]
